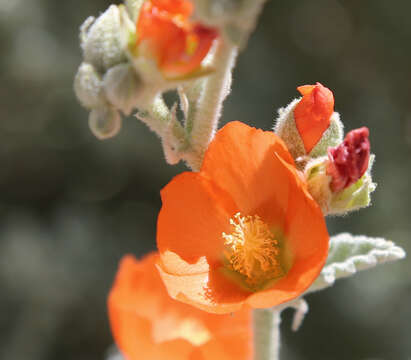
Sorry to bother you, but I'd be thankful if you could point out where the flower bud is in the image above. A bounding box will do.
[304,128,375,216]
[305,152,376,216]
[103,63,142,115]
[89,107,122,140]
[74,62,106,109]
[274,83,342,163]
[81,5,132,72]
[136,0,218,78]
[294,82,334,154]
[327,127,370,192]
[328,155,376,216]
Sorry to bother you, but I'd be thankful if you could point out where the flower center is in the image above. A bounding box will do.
[223,212,284,288]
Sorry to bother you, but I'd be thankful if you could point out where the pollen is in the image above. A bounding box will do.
[223,213,284,288]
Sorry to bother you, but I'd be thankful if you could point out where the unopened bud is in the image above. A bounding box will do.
[274,83,342,163]
[103,63,142,115]
[305,149,376,216]
[328,154,376,215]
[89,107,122,140]
[81,5,133,72]
[327,127,370,192]
[294,82,334,154]
[74,62,106,109]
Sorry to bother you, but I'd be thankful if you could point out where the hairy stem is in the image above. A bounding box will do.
[188,40,238,170]
[253,308,281,360]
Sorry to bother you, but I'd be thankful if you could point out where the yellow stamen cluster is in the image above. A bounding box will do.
[223,212,283,288]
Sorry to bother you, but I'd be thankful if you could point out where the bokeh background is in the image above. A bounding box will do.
[0,0,410,359]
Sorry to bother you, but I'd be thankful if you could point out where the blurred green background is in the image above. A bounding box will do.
[0,0,410,359]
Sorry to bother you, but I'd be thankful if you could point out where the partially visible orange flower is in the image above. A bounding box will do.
[157,121,329,314]
[137,0,218,78]
[294,82,334,153]
[108,252,252,360]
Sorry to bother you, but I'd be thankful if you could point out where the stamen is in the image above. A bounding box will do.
[223,213,284,288]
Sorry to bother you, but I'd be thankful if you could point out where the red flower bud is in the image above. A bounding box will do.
[327,127,370,192]
[293,82,334,153]
[137,0,218,78]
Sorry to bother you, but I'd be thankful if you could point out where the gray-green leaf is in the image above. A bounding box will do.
[306,233,405,293]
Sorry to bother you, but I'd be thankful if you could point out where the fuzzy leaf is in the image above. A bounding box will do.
[306,233,406,293]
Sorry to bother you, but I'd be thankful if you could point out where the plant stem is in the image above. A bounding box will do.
[253,308,281,360]
[188,40,238,171]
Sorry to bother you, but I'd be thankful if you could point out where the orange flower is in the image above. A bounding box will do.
[108,252,252,360]
[294,82,334,153]
[137,0,218,78]
[157,121,329,314]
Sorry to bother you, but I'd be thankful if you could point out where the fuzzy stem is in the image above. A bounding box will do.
[138,95,187,146]
[188,40,238,170]
[253,308,281,360]
[141,95,170,135]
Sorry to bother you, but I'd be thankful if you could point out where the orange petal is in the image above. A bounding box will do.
[108,254,193,360]
[157,172,237,265]
[247,157,329,308]
[157,258,249,314]
[108,253,252,360]
[297,84,316,96]
[160,25,218,78]
[201,121,294,227]
[151,0,193,17]
[137,3,187,62]
[294,82,334,153]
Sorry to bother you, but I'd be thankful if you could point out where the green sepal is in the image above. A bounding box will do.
[273,98,306,161]
[304,157,332,214]
[328,155,376,215]
[309,112,344,158]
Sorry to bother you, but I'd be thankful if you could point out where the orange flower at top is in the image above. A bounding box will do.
[108,252,252,360]
[137,0,218,78]
[157,121,329,314]
[294,82,334,153]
